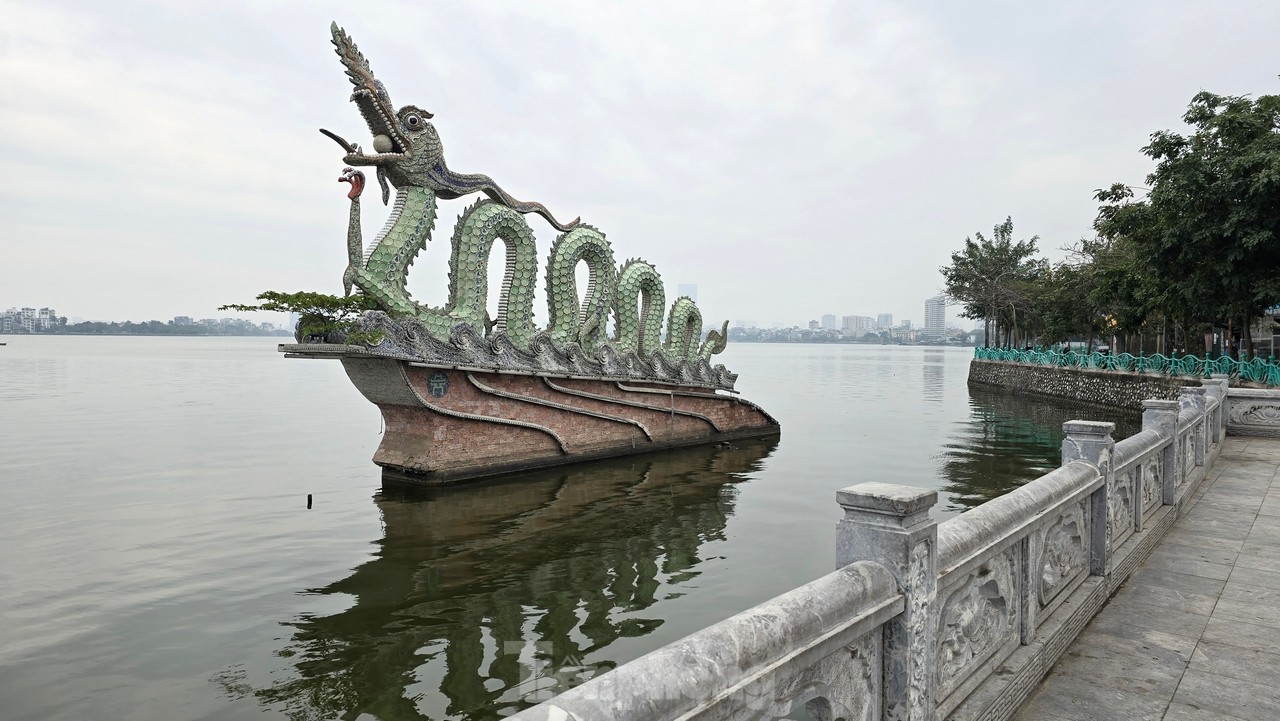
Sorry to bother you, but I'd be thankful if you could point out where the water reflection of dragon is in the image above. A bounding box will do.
[322,23,728,365]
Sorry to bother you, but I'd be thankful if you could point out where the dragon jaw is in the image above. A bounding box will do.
[323,23,415,167]
[342,85,414,165]
[322,22,580,230]
[323,22,447,205]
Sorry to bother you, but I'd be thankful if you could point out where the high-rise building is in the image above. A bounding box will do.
[807,319,820,330]
[677,284,698,303]
[842,315,873,333]
[821,314,838,330]
[876,313,893,329]
[923,295,947,340]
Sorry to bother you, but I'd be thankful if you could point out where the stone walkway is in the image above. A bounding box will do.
[1014,436,1280,721]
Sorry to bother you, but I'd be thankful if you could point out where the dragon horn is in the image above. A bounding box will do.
[330,22,377,91]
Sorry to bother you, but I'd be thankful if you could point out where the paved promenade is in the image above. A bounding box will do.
[1014,436,1280,721]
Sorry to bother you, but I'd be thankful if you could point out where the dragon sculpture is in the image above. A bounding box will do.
[321,23,732,387]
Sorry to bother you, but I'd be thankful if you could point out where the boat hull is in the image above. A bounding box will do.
[337,356,780,485]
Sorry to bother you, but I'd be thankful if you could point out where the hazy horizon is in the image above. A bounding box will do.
[4,2,1277,330]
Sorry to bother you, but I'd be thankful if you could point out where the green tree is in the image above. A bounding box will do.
[941,217,1044,347]
[1032,262,1101,349]
[1096,90,1280,355]
[220,291,380,342]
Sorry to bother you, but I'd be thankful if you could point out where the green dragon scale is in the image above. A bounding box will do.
[544,227,615,348]
[613,259,665,356]
[324,23,728,368]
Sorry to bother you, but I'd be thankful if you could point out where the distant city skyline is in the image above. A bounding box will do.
[9,291,957,332]
[1,306,59,333]
[1,303,291,333]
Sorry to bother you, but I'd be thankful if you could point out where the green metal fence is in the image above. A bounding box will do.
[973,346,1280,387]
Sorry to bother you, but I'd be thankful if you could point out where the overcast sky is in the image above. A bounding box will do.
[3,1,1278,328]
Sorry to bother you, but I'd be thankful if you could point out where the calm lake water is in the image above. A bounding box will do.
[0,337,1137,721]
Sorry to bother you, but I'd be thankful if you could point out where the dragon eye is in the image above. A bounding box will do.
[404,114,421,128]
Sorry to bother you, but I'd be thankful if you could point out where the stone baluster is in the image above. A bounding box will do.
[1142,399,1181,506]
[1061,421,1116,576]
[1204,375,1230,444]
[1180,386,1208,467]
[837,483,938,721]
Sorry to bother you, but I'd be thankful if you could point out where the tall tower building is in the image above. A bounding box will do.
[821,314,838,330]
[923,295,946,340]
[842,315,873,333]
[876,313,893,329]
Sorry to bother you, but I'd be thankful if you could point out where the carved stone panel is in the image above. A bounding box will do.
[1038,499,1089,609]
[757,635,880,721]
[763,631,881,721]
[1108,468,1134,547]
[1228,399,1280,438]
[1230,400,1280,425]
[1142,457,1161,517]
[937,547,1019,699]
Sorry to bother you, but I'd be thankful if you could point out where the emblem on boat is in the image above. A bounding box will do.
[427,371,449,398]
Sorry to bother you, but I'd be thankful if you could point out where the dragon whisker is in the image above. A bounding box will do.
[319,128,357,153]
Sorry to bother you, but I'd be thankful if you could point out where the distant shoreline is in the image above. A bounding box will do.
[1,332,292,338]
[729,338,975,347]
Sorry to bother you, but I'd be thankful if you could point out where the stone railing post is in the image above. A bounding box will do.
[1204,375,1230,443]
[1062,421,1116,575]
[1142,400,1181,505]
[1180,386,1208,467]
[837,483,938,721]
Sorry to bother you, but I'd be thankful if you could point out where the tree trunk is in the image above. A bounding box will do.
[1011,306,1018,348]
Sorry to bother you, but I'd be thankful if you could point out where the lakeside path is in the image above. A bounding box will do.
[1014,436,1280,721]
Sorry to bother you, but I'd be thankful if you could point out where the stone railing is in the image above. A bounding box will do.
[507,560,904,721]
[1227,386,1280,437]
[509,380,1230,721]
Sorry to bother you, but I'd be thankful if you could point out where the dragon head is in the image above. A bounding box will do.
[321,23,444,202]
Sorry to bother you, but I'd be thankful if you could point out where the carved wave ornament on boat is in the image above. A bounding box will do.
[353,312,740,390]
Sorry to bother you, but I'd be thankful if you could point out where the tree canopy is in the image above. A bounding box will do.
[1095,90,1280,352]
[942,87,1280,355]
[940,218,1045,347]
[220,291,380,342]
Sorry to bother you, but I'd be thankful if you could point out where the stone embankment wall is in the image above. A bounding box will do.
[968,358,1195,410]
